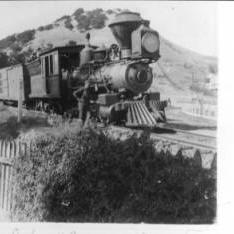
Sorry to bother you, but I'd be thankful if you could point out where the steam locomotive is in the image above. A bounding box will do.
[0,11,167,127]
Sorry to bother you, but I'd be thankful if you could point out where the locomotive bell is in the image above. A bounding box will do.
[109,11,142,59]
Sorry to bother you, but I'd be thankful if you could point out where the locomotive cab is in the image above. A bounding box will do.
[28,46,85,103]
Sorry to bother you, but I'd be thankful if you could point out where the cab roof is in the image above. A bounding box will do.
[39,44,97,56]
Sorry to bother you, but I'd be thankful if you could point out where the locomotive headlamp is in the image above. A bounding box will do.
[131,24,160,60]
[142,32,159,53]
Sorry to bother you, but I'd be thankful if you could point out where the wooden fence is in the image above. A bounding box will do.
[0,140,27,215]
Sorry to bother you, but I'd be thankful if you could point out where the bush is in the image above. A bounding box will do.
[0,52,10,68]
[16,29,35,44]
[88,9,107,29]
[66,40,77,46]
[73,8,84,17]
[9,43,22,53]
[10,52,26,64]
[43,24,54,31]
[46,43,53,50]
[56,15,70,22]
[37,24,54,31]
[76,14,90,31]
[74,8,107,31]
[107,9,115,14]
[64,18,74,30]
[12,129,216,223]
[0,34,16,49]
[37,26,45,31]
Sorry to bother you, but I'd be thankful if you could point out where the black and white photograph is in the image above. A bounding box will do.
[0,0,230,233]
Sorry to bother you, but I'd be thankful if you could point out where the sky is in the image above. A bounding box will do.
[0,1,217,56]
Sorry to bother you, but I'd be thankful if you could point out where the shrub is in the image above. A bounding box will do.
[24,47,34,57]
[37,24,54,31]
[46,43,53,50]
[12,129,216,223]
[9,43,22,53]
[10,53,26,64]
[64,18,74,30]
[0,52,10,68]
[88,9,107,29]
[0,34,16,49]
[37,26,45,31]
[74,8,107,31]
[56,15,70,22]
[66,40,77,46]
[73,8,84,18]
[107,9,114,14]
[0,30,34,57]
[43,24,54,31]
[76,14,90,31]
[16,29,35,44]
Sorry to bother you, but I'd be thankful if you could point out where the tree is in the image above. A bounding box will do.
[75,8,107,31]
[17,30,35,44]
[56,15,70,22]
[64,18,74,30]
[73,8,84,17]
[10,43,22,54]
[46,43,53,50]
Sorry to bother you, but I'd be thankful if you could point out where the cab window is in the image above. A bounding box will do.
[45,56,49,77]
[49,55,53,75]
[60,52,79,72]
[44,54,54,77]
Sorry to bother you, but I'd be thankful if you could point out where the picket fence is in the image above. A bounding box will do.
[0,139,27,215]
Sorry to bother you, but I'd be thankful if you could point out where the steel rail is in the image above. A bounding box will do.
[108,125,216,152]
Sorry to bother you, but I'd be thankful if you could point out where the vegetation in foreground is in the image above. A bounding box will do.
[12,128,216,223]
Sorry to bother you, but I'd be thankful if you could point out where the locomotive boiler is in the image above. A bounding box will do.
[0,11,167,127]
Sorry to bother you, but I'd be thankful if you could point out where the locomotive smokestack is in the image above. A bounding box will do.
[108,11,142,59]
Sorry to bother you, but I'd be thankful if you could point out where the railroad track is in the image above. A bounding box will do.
[105,125,216,169]
[5,105,217,169]
[152,126,216,150]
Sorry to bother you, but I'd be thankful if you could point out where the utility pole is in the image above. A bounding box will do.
[17,72,23,123]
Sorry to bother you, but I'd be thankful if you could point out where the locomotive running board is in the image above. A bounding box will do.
[125,101,157,127]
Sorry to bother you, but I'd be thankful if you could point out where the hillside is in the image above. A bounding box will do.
[0,8,217,104]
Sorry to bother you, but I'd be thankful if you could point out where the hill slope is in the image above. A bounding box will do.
[0,8,217,103]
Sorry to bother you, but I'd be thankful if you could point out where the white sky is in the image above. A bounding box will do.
[0,1,217,56]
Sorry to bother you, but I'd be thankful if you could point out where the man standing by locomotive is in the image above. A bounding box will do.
[73,80,91,127]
